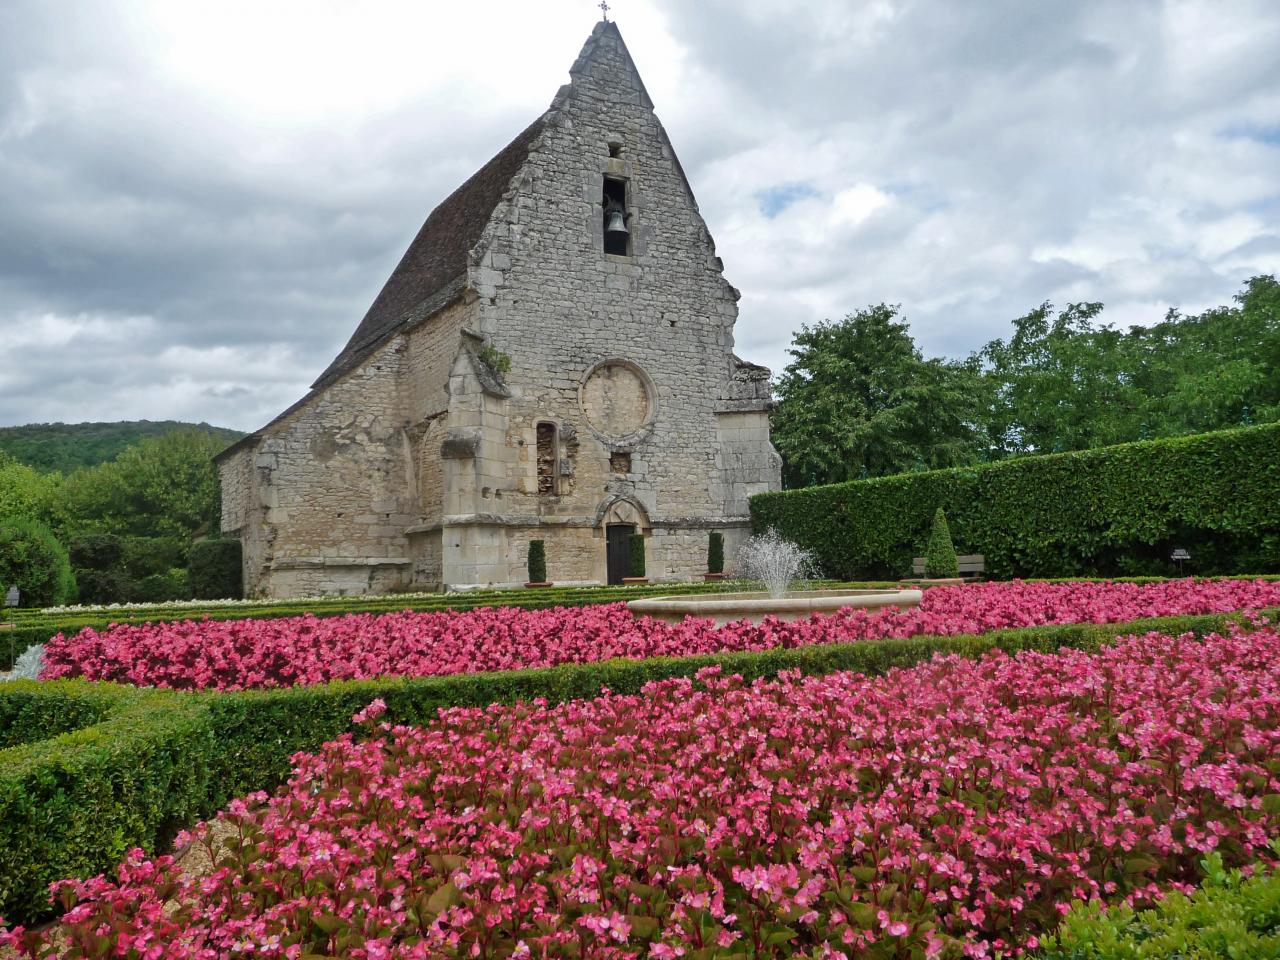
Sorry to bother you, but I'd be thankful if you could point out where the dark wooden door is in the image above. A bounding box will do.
[606,523,635,584]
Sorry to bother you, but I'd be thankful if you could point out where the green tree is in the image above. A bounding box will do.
[975,275,1280,458]
[0,454,61,525]
[772,305,983,487]
[0,517,76,607]
[56,429,225,540]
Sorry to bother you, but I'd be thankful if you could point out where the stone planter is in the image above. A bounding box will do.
[622,576,650,585]
[628,588,923,627]
[703,572,727,582]
[523,581,555,589]
[900,578,965,586]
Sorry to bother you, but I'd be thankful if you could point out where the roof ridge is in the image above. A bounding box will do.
[310,112,549,389]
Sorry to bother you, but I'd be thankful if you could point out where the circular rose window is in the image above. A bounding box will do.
[579,360,654,441]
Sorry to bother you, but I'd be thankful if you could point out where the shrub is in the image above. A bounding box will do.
[66,534,123,572]
[121,537,188,579]
[527,539,547,584]
[187,539,242,600]
[68,569,130,606]
[0,518,75,608]
[131,570,190,604]
[924,507,959,578]
[1039,844,1280,959]
[707,531,724,574]
[751,422,1280,579]
[0,681,216,923]
[628,533,646,578]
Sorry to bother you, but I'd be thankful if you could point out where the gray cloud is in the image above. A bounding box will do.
[1,0,1277,430]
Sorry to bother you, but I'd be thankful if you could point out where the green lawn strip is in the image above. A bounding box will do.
[2,604,1274,924]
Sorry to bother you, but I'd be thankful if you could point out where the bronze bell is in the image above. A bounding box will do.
[604,203,628,237]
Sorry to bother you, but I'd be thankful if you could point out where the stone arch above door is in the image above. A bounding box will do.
[594,494,650,533]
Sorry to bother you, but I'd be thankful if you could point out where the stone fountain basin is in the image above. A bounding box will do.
[627,588,923,626]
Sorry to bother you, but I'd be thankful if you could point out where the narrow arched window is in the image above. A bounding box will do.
[536,422,558,495]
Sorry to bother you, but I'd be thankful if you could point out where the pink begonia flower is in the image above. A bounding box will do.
[35,578,1280,691]
[353,698,388,724]
[9,619,1280,960]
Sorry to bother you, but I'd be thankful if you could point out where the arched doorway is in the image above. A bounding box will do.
[595,495,650,585]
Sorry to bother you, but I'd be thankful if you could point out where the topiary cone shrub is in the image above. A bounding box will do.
[627,533,647,581]
[707,531,725,576]
[0,518,76,608]
[526,540,548,586]
[924,507,960,579]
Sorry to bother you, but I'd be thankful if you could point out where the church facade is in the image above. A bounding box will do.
[216,20,782,597]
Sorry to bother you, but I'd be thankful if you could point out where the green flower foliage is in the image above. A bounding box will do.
[0,517,75,608]
[751,423,1280,580]
[925,507,959,578]
[527,540,547,584]
[1039,844,1280,959]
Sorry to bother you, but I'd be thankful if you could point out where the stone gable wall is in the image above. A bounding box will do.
[445,23,780,586]
[221,23,780,596]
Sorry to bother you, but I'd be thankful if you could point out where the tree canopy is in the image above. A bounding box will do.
[771,275,1280,486]
[772,305,983,488]
[0,420,241,474]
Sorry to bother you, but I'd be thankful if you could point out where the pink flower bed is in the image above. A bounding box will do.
[8,627,1280,958]
[39,578,1280,691]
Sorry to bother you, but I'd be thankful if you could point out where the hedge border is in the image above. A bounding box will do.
[0,682,214,922]
[751,422,1280,580]
[3,604,1275,924]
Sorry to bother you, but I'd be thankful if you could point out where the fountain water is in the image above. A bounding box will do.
[739,529,818,599]
[626,530,922,626]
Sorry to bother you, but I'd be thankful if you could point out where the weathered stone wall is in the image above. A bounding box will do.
[221,21,780,596]
[440,21,779,587]
[222,335,419,597]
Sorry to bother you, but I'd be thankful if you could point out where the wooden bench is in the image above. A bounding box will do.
[911,554,985,579]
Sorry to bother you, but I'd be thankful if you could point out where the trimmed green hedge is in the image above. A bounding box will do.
[3,606,1273,924]
[751,423,1280,580]
[0,682,216,922]
[1039,844,1280,959]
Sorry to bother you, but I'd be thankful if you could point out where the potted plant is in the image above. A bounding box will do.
[622,532,649,584]
[704,531,726,581]
[524,540,553,587]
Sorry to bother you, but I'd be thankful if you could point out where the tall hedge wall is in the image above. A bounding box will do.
[750,423,1280,580]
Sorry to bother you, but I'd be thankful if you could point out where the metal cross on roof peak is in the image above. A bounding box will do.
[599,1,610,21]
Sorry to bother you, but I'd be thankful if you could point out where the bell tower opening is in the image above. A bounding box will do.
[602,176,630,256]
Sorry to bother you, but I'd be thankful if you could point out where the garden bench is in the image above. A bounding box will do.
[911,554,985,579]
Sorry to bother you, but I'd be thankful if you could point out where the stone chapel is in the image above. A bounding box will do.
[216,19,782,597]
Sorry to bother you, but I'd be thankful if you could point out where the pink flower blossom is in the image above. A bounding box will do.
[9,625,1280,958]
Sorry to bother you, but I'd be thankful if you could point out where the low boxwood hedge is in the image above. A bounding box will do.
[0,682,216,923]
[2,605,1274,924]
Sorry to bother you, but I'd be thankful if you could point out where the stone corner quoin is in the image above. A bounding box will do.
[216,20,782,598]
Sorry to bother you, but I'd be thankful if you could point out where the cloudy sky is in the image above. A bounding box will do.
[1,0,1277,431]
